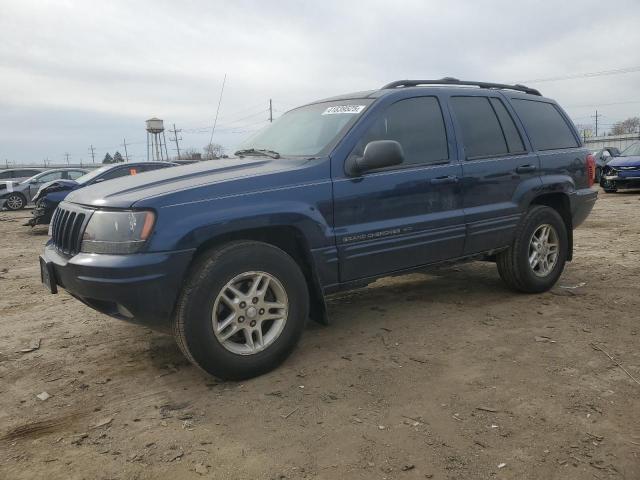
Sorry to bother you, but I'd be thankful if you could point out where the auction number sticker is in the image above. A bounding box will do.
[322,105,366,115]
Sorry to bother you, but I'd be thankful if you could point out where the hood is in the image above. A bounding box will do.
[32,179,79,203]
[65,157,321,209]
[608,155,640,168]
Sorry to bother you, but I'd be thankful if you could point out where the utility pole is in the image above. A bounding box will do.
[269,99,273,123]
[591,110,601,137]
[168,124,182,159]
[64,152,70,165]
[121,138,130,162]
[89,145,96,163]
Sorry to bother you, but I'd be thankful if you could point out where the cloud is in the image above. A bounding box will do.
[1,0,639,163]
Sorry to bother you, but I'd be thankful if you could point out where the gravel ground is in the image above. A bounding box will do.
[1,188,639,480]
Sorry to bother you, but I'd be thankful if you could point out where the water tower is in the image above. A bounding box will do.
[146,117,170,161]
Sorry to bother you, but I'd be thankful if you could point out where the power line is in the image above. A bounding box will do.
[517,65,640,84]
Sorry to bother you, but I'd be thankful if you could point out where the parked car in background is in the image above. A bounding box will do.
[600,142,640,193]
[592,147,621,182]
[0,168,44,183]
[0,168,88,211]
[39,78,597,380]
[28,162,177,225]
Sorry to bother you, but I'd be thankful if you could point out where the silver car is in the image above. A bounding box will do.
[0,168,88,210]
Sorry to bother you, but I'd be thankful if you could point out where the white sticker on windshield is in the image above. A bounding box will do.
[322,105,366,115]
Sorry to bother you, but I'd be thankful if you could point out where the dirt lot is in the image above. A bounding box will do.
[1,190,639,480]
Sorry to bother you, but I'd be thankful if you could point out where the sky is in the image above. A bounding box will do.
[1,0,640,165]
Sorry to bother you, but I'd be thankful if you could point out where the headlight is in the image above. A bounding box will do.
[81,210,155,254]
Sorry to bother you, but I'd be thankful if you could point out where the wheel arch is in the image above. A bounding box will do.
[188,225,328,325]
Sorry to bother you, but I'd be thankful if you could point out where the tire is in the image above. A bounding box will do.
[497,205,568,293]
[600,177,617,193]
[5,192,26,211]
[173,241,309,380]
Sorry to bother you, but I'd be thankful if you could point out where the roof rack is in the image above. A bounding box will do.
[380,77,542,96]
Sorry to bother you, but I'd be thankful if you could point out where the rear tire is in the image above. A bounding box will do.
[497,206,568,293]
[173,241,309,380]
[5,193,26,210]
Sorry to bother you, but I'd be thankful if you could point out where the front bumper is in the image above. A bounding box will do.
[570,187,598,228]
[603,174,640,188]
[42,243,195,332]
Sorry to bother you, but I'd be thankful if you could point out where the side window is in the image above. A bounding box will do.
[450,96,508,159]
[489,98,525,153]
[511,99,579,151]
[98,168,129,182]
[18,170,40,178]
[0,171,10,179]
[354,97,448,166]
[66,170,86,180]
[37,171,64,183]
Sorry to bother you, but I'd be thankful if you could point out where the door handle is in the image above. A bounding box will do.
[430,175,459,185]
[516,164,537,174]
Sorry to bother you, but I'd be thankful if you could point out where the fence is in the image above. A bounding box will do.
[583,133,640,151]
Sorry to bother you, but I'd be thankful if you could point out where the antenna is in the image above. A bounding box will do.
[208,73,227,148]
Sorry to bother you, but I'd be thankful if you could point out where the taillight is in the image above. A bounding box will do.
[586,153,596,187]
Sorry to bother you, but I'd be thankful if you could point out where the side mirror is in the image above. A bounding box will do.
[346,140,404,176]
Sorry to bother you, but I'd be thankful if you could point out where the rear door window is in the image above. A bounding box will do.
[354,96,449,166]
[450,96,508,159]
[511,99,579,151]
[489,98,525,153]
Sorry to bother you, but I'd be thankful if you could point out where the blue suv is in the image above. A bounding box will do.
[40,78,597,379]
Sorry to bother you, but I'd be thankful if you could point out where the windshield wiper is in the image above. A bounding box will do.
[234,148,280,159]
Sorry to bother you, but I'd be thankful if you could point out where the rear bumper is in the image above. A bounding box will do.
[43,244,195,332]
[570,188,597,228]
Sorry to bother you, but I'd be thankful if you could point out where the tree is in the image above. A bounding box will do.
[180,148,200,160]
[611,117,640,135]
[113,151,124,163]
[203,143,225,159]
[102,153,113,164]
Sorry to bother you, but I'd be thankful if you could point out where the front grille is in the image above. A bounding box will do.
[50,204,89,255]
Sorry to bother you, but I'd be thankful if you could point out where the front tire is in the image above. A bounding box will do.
[5,193,26,210]
[497,206,568,293]
[173,241,309,380]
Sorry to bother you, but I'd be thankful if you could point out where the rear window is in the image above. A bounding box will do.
[511,99,578,151]
[450,96,508,159]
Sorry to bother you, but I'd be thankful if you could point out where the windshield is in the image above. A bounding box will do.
[75,165,111,184]
[620,143,640,157]
[237,99,373,157]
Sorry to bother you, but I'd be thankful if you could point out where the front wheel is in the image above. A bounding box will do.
[173,241,309,380]
[600,177,617,193]
[5,193,26,210]
[497,206,568,293]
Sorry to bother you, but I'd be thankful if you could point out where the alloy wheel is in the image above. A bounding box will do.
[212,271,288,355]
[528,224,559,277]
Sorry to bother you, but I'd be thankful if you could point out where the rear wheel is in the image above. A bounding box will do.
[5,193,26,210]
[173,241,309,380]
[497,206,568,293]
